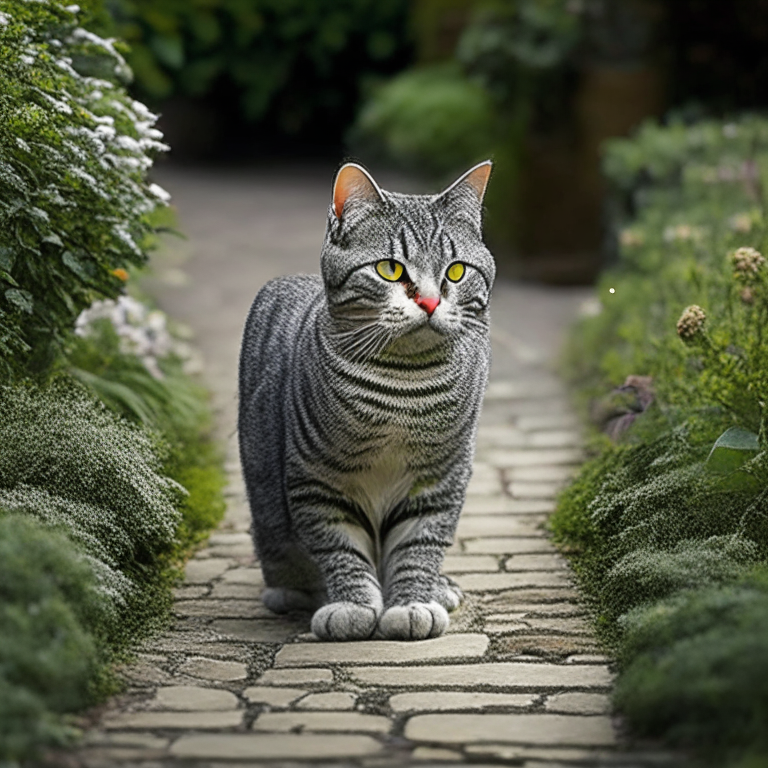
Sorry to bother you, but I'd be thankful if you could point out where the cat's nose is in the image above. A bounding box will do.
[415,294,440,316]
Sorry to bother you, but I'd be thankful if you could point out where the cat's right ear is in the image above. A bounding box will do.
[333,163,384,219]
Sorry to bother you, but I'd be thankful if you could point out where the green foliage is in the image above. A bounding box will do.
[553,114,768,764]
[65,314,226,549]
[0,379,183,643]
[564,115,768,413]
[615,571,768,759]
[0,0,167,378]
[0,514,109,761]
[105,0,410,134]
[349,63,496,177]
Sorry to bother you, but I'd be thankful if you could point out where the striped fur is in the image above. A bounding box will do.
[238,163,495,640]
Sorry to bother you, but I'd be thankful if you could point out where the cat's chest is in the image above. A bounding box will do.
[341,436,413,526]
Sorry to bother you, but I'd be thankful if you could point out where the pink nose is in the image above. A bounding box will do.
[415,294,440,316]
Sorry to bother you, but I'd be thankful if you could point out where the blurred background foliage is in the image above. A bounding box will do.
[89,0,768,281]
[100,0,413,158]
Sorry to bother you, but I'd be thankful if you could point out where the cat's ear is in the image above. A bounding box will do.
[438,160,493,204]
[332,163,384,218]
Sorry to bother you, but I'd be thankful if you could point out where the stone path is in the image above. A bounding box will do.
[78,166,673,767]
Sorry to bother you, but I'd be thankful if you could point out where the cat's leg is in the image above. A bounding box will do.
[293,512,384,641]
[378,510,459,640]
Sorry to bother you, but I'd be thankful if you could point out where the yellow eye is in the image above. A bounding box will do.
[376,260,405,282]
[446,262,465,282]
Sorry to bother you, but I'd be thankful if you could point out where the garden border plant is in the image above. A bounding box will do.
[551,114,768,767]
[0,1,225,762]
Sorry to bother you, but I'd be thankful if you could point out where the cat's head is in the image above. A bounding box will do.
[321,161,495,359]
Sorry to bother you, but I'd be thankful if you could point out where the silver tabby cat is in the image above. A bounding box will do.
[238,161,495,641]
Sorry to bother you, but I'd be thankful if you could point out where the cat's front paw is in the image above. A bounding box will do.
[378,601,449,640]
[311,602,379,641]
[434,575,464,612]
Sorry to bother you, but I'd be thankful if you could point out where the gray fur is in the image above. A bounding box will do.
[238,163,495,641]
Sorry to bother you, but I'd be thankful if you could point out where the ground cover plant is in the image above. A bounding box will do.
[0,1,225,761]
[552,115,768,766]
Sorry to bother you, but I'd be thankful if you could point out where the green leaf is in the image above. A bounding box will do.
[4,288,33,314]
[0,247,15,273]
[62,250,89,281]
[706,427,760,474]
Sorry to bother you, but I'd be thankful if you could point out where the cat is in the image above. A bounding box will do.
[238,160,495,641]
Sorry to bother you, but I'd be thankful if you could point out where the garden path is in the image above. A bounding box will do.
[78,165,673,767]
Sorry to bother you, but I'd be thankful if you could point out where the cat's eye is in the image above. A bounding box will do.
[446,262,466,282]
[376,260,405,282]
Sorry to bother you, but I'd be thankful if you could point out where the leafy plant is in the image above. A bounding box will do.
[0,514,110,762]
[552,114,768,765]
[349,63,496,177]
[0,0,168,378]
[0,379,184,642]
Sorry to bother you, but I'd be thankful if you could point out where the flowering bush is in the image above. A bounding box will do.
[75,295,200,379]
[553,115,768,765]
[0,0,168,377]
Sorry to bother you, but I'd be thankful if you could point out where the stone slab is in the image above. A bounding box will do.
[545,693,611,714]
[455,515,545,538]
[482,449,583,468]
[210,583,266,600]
[349,662,612,689]
[296,692,356,711]
[170,733,382,760]
[220,567,265,585]
[180,657,248,681]
[462,497,555,515]
[442,555,500,573]
[404,713,616,746]
[242,686,307,707]
[528,430,581,449]
[508,465,576,483]
[152,686,239,711]
[507,482,559,500]
[212,618,307,643]
[274,633,489,667]
[484,380,565,401]
[105,710,243,730]
[453,572,570,592]
[464,537,556,555]
[175,599,273,619]
[389,691,535,713]
[252,711,390,734]
[504,554,568,572]
[516,415,580,432]
[257,668,334,686]
[184,558,234,584]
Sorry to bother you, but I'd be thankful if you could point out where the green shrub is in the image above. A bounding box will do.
[349,63,496,177]
[0,379,183,644]
[65,308,226,548]
[0,514,109,761]
[552,114,768,764]
[0,0,167,377]
[615,572,768,760]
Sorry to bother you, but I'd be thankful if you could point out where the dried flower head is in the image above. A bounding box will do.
[740,287,755,305]
[730,246,765,278]
[676,305,707,342]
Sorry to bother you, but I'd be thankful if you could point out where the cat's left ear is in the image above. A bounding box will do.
[438,160,493,204]
[332,163,384,219]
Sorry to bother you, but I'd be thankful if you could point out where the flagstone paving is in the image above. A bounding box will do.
[75,166,679,767]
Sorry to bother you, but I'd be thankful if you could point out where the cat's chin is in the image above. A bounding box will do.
[387,323,448,355]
